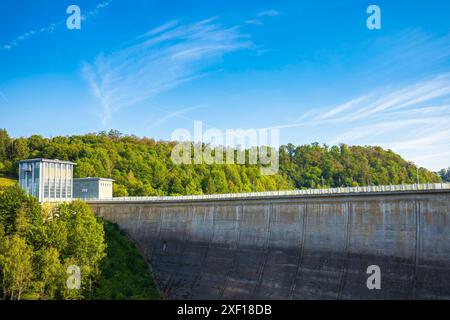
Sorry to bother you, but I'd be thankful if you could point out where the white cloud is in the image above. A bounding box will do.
[3,23,57,50]
[83,17,252,126]
[317,96,370,120]
[257,10,280,17]
[245,20,264,26]
[138,20,180,38]
[146,105,206,130]
[329,118,431,143]
[81,0,113,21]
[271,73,450,170]
[0,90,8,103]
[340,76,450,122]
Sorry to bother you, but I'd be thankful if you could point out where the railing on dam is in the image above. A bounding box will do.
[83,182,450,203]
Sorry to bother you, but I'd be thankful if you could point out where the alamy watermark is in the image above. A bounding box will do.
[66,265,81,290]
[367,4,381,30]
[366,265,381,290]
[170,121,280,175]
[66,5,81,30]
[64,4,380,31]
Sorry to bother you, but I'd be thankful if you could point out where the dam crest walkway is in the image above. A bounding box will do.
[85,183,450,203]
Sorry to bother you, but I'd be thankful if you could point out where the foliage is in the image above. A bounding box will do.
[0,185,106,300]
[0,129,441,197]
[0,185,160,300]
[279,143,441,188]
[92,221,161,300]
[0,235,34,300]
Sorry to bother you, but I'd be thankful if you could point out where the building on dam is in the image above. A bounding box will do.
[73,177,114,200]
[18,158,113,202]
[19,158,76,203]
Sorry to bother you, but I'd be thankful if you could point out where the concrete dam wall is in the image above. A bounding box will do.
[88,189,450,299]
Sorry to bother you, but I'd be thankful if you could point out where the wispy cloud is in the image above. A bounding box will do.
[83,17,252,125]
[334,77,450,123]
[146,105,206,130]
[0,91,8,103]
[2,23,58,50]
[317,96,370,120]
[245,19,264,26]
[367,29,450,79]
[257,10,280,17]
[245,8,279,27]
[2,0,112,50]
[271,73,450,170]
[138,20,180,38]
[81,0,113,21]
[317,74,450,124]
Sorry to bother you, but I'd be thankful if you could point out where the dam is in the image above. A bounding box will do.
[87,184,450,300]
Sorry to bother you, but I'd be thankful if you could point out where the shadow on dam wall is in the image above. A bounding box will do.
[88,191,450,300]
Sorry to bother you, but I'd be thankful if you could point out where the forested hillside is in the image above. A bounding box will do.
[0,129,441,197]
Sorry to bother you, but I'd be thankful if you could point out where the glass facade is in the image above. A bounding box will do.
[19,159,75,203]
[19,162,40,198]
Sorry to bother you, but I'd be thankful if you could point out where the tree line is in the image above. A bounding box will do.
[0,129,443,197]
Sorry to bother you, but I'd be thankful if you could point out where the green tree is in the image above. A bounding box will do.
[113,184,129,197]
[34,247,64,300]
[0,185,41,235]
[10,138,29,161]
[0,235,34,300]
[0,129,10,163]
[58,201,106,297]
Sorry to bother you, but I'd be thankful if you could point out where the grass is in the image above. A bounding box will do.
[0,175,16,187]
[93,220,162,300]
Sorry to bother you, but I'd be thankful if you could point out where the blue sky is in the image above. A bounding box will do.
[0,0,449,170]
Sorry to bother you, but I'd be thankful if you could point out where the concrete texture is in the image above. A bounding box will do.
[88,190,450,300]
